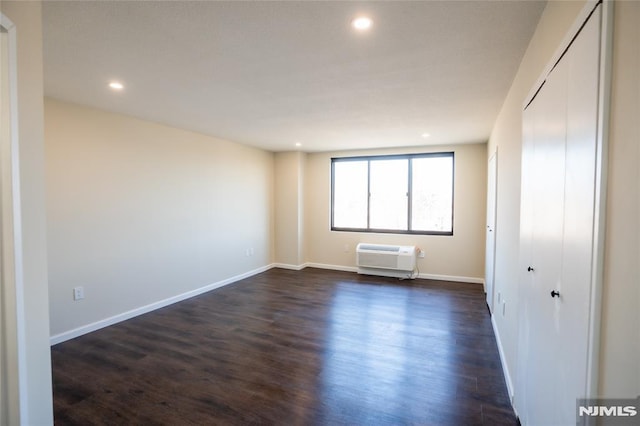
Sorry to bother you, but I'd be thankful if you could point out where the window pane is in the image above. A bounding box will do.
[370,159,408,230]
[411,156,453,232]
[333,161,368,228]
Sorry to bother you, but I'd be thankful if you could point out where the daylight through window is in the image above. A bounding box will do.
[331,153,454,235]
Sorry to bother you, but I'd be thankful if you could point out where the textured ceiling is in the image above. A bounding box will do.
[43,1,546,152]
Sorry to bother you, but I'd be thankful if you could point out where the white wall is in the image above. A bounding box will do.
[598,0,640,398]
[487,0,587,395]
[0,1,54,424]
[304,143,487,281]
[45,98,274,339]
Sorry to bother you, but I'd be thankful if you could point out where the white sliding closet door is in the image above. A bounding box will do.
[516,5,601,426]
[519,56,569,425]
[557,9,601,422]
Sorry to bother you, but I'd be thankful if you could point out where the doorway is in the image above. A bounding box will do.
[485,149,497,312]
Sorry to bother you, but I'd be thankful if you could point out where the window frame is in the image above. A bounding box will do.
[331,152,455,236]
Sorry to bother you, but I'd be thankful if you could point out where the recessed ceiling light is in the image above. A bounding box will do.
[421,133,431,138]
[352,17,373,31]
[295,142,302,147]
[108,81,124,90]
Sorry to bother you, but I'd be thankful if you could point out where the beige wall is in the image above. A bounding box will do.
[304,143,487,281]
[599,0,640,398]
[45,98,274,338]
[274,151,305,266]
[1,1,54,424]
[487,0,587,394]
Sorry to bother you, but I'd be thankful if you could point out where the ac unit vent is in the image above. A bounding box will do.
[358,251,399,269]
[356,243,417,278]
[358,244,400,252]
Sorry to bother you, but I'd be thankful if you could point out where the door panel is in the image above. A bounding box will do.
[557,9,600,424]
[515,98,537,425]
[526,55,569,425]
[485,151,497,311]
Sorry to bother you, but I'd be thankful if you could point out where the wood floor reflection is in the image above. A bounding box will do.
[52,268,516,425]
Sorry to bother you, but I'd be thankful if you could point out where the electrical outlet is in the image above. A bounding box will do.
[418,249,425,259]
[73,286,84,301]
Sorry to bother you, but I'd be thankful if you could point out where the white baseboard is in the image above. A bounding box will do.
[49,264,273,346]
[303,262,358,273]
[271,263,306,271]
[417,272,484,285]
[491,313,515,408]
[275,262,483,285]
[51,262,484,345]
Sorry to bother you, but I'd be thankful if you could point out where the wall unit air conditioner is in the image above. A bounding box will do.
[356,243,417,279]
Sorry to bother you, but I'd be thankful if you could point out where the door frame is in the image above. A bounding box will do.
[586,0,613,401]
[485,147,498,312]
[0,12,28,425]
[520,0,613,403]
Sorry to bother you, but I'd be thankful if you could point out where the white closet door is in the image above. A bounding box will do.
[556,8,601,424]
[516,6,601,425]
[515,98,536,425]
[519,55,569,425]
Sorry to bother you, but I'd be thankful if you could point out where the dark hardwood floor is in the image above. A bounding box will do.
[51,267,516,425]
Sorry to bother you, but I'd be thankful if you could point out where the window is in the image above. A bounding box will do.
[331,153,454,235]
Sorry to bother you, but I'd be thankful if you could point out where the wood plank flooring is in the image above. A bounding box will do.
[51,267,516,425]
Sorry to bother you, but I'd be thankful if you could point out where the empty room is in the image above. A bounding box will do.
[0,0,638,425]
